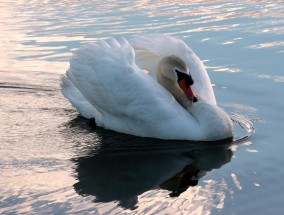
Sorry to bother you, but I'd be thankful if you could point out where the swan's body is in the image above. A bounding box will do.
[61,35,233,141]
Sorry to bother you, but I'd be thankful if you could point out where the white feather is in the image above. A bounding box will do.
[130,34,216,105]
[61,35,233,141]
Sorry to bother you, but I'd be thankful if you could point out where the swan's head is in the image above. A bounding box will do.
[157,55,198,108]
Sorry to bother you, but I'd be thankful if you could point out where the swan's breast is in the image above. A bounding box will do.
[190,102,234,141]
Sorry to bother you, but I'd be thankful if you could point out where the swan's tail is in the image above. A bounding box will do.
[60,75,100,119]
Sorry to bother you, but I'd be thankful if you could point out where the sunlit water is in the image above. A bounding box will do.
[0,0,283,214]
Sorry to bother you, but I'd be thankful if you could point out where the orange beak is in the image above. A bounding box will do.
[178,79,198,102]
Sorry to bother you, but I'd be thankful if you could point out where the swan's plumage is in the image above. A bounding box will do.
[61,35,233,141]
[130,34,216,105]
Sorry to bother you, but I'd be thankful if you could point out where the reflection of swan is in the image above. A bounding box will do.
[160,146,232,197]
[61,34,233,141]
[69,118,233,209]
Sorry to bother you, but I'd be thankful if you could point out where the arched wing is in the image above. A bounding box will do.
[63,38,199,139]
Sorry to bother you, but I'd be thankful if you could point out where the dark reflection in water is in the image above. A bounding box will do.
[67,117,233,209]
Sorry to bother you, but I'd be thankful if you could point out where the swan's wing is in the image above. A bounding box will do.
[130,34,216,105]
[63,38,201,139]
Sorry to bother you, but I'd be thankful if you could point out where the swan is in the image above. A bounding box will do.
[61,34,234,141]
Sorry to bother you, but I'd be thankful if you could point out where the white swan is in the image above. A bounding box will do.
[61,34,234,141]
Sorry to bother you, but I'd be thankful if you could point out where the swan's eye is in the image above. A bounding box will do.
[175,69,180,73]
[175,70,194,87]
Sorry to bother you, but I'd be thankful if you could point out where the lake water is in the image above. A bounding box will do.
[0,0,283,214]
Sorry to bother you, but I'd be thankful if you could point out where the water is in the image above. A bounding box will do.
[0,0,283,214]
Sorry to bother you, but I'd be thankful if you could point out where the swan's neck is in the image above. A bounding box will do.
[157,69,190,109]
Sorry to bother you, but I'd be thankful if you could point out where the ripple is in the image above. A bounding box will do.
[1,0,283,74]
[231,113,255,143]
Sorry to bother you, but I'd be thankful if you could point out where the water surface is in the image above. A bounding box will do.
[0,0,283,214]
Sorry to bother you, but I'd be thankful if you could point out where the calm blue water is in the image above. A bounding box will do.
[0,0,283,214]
